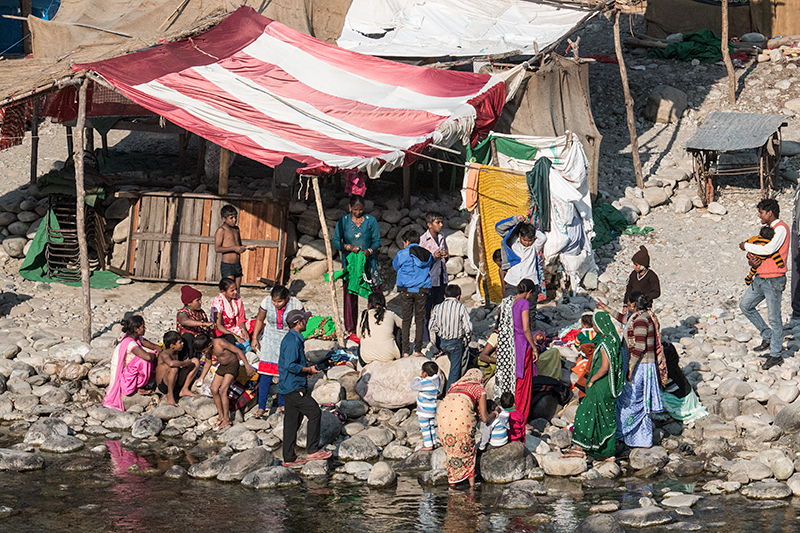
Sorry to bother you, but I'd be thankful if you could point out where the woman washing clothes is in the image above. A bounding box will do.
[104,315,159,411]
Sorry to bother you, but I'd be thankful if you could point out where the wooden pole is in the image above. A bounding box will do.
[721,0,736,105]
[19,0,32,55]
[74,80,92,344]
[30,97,38,184]
[614,11,644,189]
[195,138,206,181]
[219,147,230,195]
[403,165,411,207]
[311,176,345,347]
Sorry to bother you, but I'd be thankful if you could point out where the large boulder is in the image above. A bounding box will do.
[297,410,342,448]
[241,465,301,489]
[718,378,753,400]
[629,446,669,470]
[495,488,537,509]
[367,461,397,487]
[643,85,687,124]
[311,379,345,405]
[188,454,231,479]
[356,356,447,409]
[2,237,26,258]
[217,447,273,482]
[0,449,45,471]
[480,442,532,483]
[47,340,91,363]
[179,395,218,420]
[613,507,672,528]
[540,452,588,476]
[395,449,433,471]
[774,398,800,433]
[131,415,164,438]
[741,481,793,499]
[24,418,69,446]
[338,435,379,461]
[575,515,625,533]
[40,435,85,453]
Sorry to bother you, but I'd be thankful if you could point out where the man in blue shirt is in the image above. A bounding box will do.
[279,310,332,466]
[392,228,434,357]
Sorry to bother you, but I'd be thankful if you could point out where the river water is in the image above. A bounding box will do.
[0,443,798,532]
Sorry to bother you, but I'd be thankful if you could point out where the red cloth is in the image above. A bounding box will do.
[509,345,535,441]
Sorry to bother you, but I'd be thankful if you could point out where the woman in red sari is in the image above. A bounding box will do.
[437,369,498,488]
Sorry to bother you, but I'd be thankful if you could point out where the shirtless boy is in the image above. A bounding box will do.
[155,331,199,406]
[194,334,256,429]
[214,204,255,290]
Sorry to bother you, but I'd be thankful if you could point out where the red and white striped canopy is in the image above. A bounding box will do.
[74,7,507,178]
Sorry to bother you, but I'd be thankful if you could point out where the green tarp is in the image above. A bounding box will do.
[468,135,539,165]
[591,202,655,248]
[649,29,734,63]
[19,209,120,289]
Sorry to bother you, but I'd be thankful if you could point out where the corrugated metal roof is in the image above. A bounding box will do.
[685,112,786,152]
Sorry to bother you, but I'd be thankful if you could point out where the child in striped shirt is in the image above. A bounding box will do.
[479,392,514,450]
[410,361,441,450]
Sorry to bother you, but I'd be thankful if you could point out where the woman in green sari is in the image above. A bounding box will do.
[571,311,624,459]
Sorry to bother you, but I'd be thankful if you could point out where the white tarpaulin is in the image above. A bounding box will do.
[337,0,597,57]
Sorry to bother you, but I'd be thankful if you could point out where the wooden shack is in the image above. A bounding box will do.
[117,191,287,287]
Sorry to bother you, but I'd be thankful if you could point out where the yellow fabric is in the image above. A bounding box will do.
[477,165,529,303]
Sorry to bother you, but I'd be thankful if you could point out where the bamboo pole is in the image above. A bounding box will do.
[721,0,736,105]
[74,80,92,343]
[311,176,345,347]
[614,11,644,189]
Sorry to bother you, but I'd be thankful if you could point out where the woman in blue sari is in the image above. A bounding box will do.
[332,195,382,334]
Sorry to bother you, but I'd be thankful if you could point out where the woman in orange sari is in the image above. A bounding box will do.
[436,369,498,488]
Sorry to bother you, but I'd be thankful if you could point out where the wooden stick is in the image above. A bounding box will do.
[74,80,92,344]
[218,147,230,195]
[311,176,345,347]
[30,97,38,184]
[19,0,31,55]
[614,11,644,188]
[721,0,736,105]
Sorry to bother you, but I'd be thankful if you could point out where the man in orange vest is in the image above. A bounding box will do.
[739,198,789,370]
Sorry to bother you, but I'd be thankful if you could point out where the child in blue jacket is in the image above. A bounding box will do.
[393,228,434,357]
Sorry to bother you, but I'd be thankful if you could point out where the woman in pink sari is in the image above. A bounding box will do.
[103,315,158,411]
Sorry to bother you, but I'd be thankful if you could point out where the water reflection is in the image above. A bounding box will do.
[443,491,479,533]
[0,443,799,533]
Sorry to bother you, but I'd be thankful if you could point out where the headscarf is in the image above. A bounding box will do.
[592,311,623,398]
[532,330,548,353]
[448,368,485,400]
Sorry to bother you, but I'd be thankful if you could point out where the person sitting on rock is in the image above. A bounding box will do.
[744,225,784,286]
[358,291,403,366]
[176,285,214,360]
[194,334,255,431]
[155,331,199,406]
[103,315,159,411]
[410,361,441,451]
